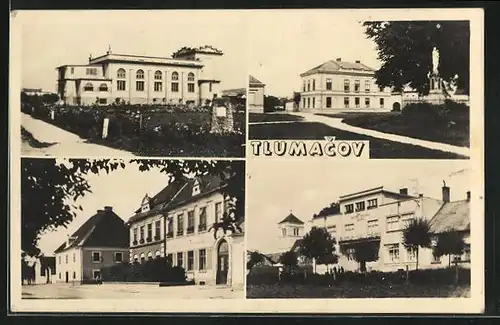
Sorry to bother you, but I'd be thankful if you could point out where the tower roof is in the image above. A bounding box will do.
[278,213,304,225]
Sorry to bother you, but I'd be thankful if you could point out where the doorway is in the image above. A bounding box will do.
[216,240,229,285]
[65,271,69,283]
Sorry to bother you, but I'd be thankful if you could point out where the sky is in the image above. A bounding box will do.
[36,160,172,255]
[18,11,248,92]
[246,159,471,253]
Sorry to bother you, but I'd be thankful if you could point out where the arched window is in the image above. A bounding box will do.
[187,72,195,82]
[171,71,179,81]
[136,69,144,79]
[83,83,94,91]
[117,68,126,79]
[154,70,162,80]
[98,83,108,91]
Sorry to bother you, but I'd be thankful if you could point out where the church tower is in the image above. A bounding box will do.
[276,212,305,252]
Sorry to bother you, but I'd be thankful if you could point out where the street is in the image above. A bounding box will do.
[22,283,243,299]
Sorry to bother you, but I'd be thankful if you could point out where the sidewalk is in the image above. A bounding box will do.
[291,112,470,157]
[21,113,135,157]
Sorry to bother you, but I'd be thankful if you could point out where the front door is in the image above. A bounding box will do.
[216,240,229,285]
[65,271,69,283]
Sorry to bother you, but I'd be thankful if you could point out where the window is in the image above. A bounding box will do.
[59,273,61,279]
[73,253,76,263]
[188,83,195,93]
[187,251,194,271]
[209,83,213,92]
[354,80,360,92]
[380,98,385,108]
[140,226,145,242]
[344,97,349,108]
[136,69,144,79]
[99,83,108,91]
[386,244,400,262]
[117,68,126,79]
[215,202,223,221]
[177,214,184,236]
[312,97,315,108]
[114,252,123,262]
[345,203,354,214]
[83,83,94,91]
[355,201,365,212]
[327,225,337,235]
[167,218,173,237]
[171,83,179,92]
[367,219,379,235]
[117,80,126,91]
[307,81,310,92]
[307,98,310,108]
[133,228,138,243]
[167,253,173,265]
[346,248,355,261]
[155,220,161,239]
[386,216,400,232]
[98,98,107,105]
[312,79,316,91]
[326,78,332,90]
[187,72,195,82]
[92,251,101,263]
[187,211,195,234]
[177,252,183,267]
[154,70,162,80]
[365,97,370,108]
[65,254,68,264]
[367,199,378,209]
[282,228,286,236]
[172,71,179,81]
[293,227,300,236]
[136,81,144,91]
[154,82,162,92]
[326,97,332,108]
[147,223,152,242]
[432,253,442,263]
[345,223,355,232]
[86,68,98,76]
[199,249,207,270]
[406,246,417,261]
[302,98,306,108]
[401,214,415,227]
[198,207,207,231]
[344,79,350,92]
[71,67,75,74]
[303,82,306,92]
[73,272,76,279]
[92,269,101,279]
[365,80,370,92]
[355,97,360,108]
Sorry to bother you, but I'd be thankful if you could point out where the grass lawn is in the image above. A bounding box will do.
[249,122,467,159]
[317,111,470,147]
[249,113,305,123]
[246,282,471,298]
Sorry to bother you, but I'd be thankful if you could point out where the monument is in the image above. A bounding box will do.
[427,46,446,104]
[210,94,234,134]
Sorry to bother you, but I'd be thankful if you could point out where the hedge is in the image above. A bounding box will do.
[100,258,187,283]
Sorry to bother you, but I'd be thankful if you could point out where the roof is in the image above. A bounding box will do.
[429,199,470,233]
[278,213,304,225]
[249,75,265,87]
[54,208,128,254]
[264,253,282,264]
[300,59,374,77]
[339,186,415,202]
[222,88,246,97]
[291,239,303,252]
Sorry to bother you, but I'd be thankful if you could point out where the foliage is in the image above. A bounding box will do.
[247,251,265,270]
[21,158,244,256]
[279,251,298,268]
[101,257,187,282]
[264,95,283,113]
[312,202,340,219]
[293,92,301,106]
[433,230,466,261]
[298,227,337,271]
[363,21,470,95]
[352,241,380,264]
[403,217,433,270]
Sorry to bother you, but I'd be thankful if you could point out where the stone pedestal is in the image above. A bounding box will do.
[427,72,446,105]
[210,96,234,133]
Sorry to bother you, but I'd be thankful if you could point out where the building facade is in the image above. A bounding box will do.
[299,58,392,112]
[56,46,224,106]
[309,185,471,273]
[54,206,129,283]
[127,175,245,287]
[248,75,265,113]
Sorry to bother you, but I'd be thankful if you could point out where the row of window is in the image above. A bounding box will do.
[166,249,210,272]
[281,227,300,237]
[57,251,123,265]
[303,78,371,93]
[114,80,195,93]
[344,198,378,214]
[302,97,385,109]
[385,243,471,264]
[168,202,223,238]
[116,69,195,82]
[132,220,162,246]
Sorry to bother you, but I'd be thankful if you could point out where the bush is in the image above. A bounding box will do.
[401,101,469,125]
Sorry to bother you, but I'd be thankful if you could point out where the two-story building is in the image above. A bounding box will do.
[299,58,392,112]
[127,174,245,287]
[309,184,470,273]
[53,206,129,283]
[248,75,265,113]
[56,45,224,106]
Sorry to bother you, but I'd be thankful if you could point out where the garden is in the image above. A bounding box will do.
[21,100,246,157]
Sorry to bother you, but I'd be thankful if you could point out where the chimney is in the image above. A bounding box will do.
[419,193,423,198]
[442,184,450,203]
[399,188,408,195]
[97,209,104,213]
[355,60,361,63]
[336,58,342,62]
[466,191,471,201]
[104,206,113,212]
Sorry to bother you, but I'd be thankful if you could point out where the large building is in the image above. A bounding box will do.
[53,206,129,283]
[309,184,470,273]
[56,45,224,106]
[248,75,265,113]
[127,174,245,287]
[299,58,392,112]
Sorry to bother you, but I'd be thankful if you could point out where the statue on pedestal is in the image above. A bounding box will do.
[432,47,439,75]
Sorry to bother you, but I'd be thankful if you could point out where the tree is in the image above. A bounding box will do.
[402,217,432,271]
[433,230,466,284]
[263,95,282,113]
[41,93,59,106]
[363,21,470,95]
[247,251,265,271]
[293,92,301,108]
[352,241,380,272]
[279,251,298,271]
[313,202,340,219]
[298,227,337,273]
[21,158,245,256]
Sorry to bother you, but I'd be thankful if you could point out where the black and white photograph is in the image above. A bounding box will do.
[17,11,247,158]
[248,15,471,159]
[19,158,245,300]
[246,159,475,299]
